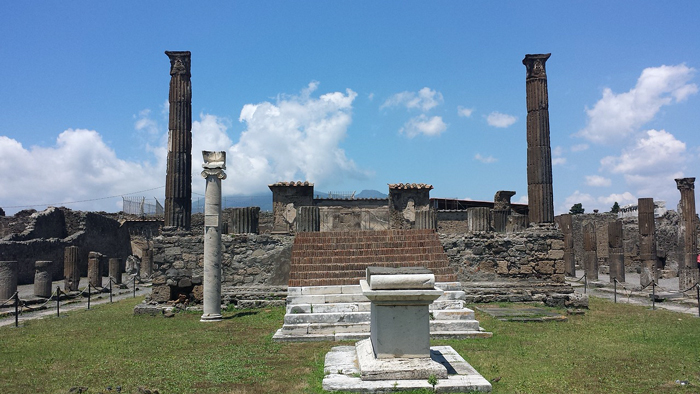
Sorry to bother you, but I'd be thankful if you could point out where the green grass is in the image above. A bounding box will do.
[1,297,699,393]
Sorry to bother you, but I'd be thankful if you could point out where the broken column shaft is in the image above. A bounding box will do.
[583,222,598,280]
[34,261,53,298]
[676,178,698,289]
[64,246,80,291]
[557,214,575,276]
[638,198,658,287]
[200,151,226,322]
[523,53,554,224]
[164,51,193,230]
[608,220,625,283]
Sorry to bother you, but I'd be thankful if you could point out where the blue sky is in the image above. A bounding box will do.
[1,1,699,215]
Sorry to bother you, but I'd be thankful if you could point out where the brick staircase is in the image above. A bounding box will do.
[273,230,491,342]
[288,229,456,287]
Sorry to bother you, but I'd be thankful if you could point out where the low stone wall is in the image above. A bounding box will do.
[149,232,293,303]
[440,224,565,283]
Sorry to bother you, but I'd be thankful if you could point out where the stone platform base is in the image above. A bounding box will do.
[322,344,491,393]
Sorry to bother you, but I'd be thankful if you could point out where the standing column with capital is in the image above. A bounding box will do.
[523,53,554,224]
[200,151,226,322]
[164,51,193,230]
[676,178,698,289]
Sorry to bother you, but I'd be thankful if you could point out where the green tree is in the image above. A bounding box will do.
[610,201,620,213]
[569,203,585,215]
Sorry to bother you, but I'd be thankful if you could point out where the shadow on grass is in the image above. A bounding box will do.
[223,310,260,319]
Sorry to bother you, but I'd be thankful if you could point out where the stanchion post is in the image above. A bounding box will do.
[652,281,656,311]
[696,284,699,317]
[133,276,136,298]
[584,273,587,294]
[14,292,19,328]
[87,284,91,310]
[109,277,113,303]
[56,286,61,317]
[614,279,617,304]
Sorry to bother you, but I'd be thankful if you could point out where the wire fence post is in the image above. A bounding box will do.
[109,278,113,303]
[55,286,61,317]
[584,273,587,294]
[614,279,617,303]
[652,281,656,311]
[14,292,19,328]
[133,276,136,298]
[87,284,91,310]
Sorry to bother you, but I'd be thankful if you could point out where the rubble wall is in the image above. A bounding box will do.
[440,224,565,283]
[150,233,293,303]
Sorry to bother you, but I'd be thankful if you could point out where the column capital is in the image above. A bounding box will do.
[201,151,227,179]
[675,177,695,191]
[165,51,191,77]
[522,53,551,80]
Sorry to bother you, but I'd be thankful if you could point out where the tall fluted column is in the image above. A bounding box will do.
[200,151,226,322]
[676,178,698,289]
[638,198,658,287]
[164,51,192,230]
[523,54,554,224]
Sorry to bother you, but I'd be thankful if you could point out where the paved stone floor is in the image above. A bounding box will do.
[568,269,700,316]
[0,277,151,327]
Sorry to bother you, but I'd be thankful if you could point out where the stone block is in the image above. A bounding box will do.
[548,249,565,260]
[133,303,163,316]
[496,260,509,274]
[192,285,203,302]
[150,285,170,303]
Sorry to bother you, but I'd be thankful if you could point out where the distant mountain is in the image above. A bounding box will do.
[192,192,273,213]
[356,189,388,199]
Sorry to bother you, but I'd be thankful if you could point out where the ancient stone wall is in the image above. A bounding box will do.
[149,233,293,304]
[570,211,684,275]
[440,224,565,283]
[0,208,131,284]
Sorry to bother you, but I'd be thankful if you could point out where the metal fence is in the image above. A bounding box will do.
[122,197,164,216]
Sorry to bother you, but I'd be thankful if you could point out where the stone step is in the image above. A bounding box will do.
[284,312,371,325]
[291,245,446,258]
[431,309,475,320]
[291,254,450,265]
[287,299,466,314]
[286,290,465,306]
[272,326,492,342]
[290,267,454,280]
[430,320,481,331]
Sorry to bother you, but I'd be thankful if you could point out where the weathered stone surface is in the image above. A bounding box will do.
[33,260,53,298]
[583,222,598,280]
[228,207,260,234]
[63,246,80,291]
[523,53,554,224]
[676,178,698,289]
[296,206,320,232]
[441,224,565,283]
[388,183,433,230]
[88,252,103,288]
[638,198,658,286]
[108,258,122,284]
[201,151,226,322]
[164,50,193,231]
[268,182,314,232]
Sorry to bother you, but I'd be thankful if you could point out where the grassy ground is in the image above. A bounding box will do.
[1,297,699,393]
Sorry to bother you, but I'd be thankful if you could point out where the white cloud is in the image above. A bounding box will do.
[399,115,447,138]
[368,93,374,101]
[474,153,497,163]
[516,195,528,204]
[381,87,443,112]
[570,143,589,152]
[457,106,474,117]
[0,130,162,214]
[597,192,636,206]
[585,175,612,187]
[600,129,686,176]
[552,157,567,166]
[578,64,697,144]
[559,190,597,214]
[600,129,686,202]
[552,146,566,166]
[486,112,517,128]
[231,83,367,193]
